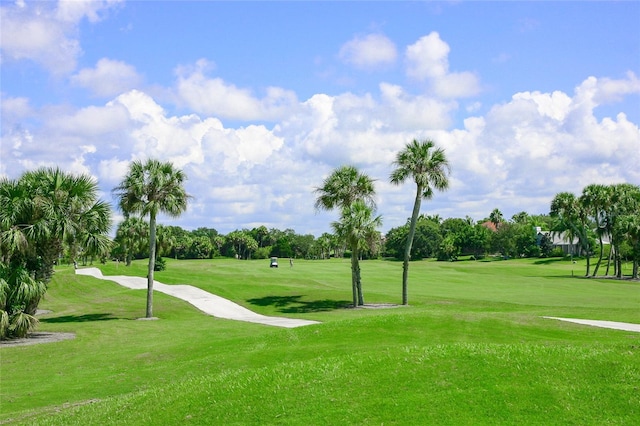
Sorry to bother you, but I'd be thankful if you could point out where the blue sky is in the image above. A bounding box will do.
[2,1,639,236]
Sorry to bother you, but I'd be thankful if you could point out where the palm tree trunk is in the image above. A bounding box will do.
[592,234,604,276]
[350,251,358,307]
[402,186,423,305]
[354,249,364,306]
[146,213,157,318]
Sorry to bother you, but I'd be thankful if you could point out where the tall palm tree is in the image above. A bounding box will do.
[113,159,190,318]
[390,139,450,305]
[332,200,382,307]
[314,165,376,212]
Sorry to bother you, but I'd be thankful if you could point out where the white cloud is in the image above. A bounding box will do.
[406,32,450,80]
[2,71,638,235]
[339,33,397,69]
[0,96,32,125]
[174,60,299,121]
[405,32,480,99]
[0,0,122,74]
[71,58,142,97]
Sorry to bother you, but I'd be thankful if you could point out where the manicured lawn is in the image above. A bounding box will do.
[1,258,639,425]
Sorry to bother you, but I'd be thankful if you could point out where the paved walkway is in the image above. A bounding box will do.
[543,317,640,333]
[76,268,320,328]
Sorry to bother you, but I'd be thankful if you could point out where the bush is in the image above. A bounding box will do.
[253,246,272,260]
[154,257,167,271]
[550,248,566,258]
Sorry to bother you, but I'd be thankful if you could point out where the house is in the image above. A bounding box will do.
[535,227,579,255]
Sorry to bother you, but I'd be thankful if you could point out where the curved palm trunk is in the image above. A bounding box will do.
[146,213,157,318]
[402,185,423,305]
[592,234,604,276]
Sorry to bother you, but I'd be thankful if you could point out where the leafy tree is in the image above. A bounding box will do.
[113,217,149,266]
[332,200,382,306]
[113,159,190,318]
[188,236,214,259]
[224,230,259,259]
[1,168,111,339]
[390,139,450,305]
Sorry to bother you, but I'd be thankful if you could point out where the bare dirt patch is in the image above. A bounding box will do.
[0,332,76,348]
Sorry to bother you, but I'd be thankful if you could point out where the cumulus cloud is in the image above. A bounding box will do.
[0,0,122,74]
[405,32,480,98]
[71,58,142,97]
[174,59,299,121]
[339,33,397,69]
[422,73,640,221]
[1,70,638,235]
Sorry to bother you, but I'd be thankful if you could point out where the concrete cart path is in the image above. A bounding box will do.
[543,317,640,333]
[76,268,320,328]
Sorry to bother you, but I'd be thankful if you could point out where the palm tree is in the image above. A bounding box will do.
[550,191,591,276]
[113,159,190,318]
[1,168,111,339]
[390,139,450,305]
[580,184,609,276]
[114,217,150,266]
[314,165,376,212]
[332,200,382,307]
[489,208,504,229]
[608,183,640,278]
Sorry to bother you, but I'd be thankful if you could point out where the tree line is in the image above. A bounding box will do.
[2,142,639,339]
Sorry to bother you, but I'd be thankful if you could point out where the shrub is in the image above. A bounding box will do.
[154,257,167,271]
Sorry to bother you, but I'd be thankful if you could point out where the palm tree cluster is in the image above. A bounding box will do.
[551,183,640,278]
[0,168,111,339]
[315,139,451,306]
[315,166,382,307]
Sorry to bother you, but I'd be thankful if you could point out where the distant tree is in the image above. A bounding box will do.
[489,208,504,229]
[113,159,190,318]
[390,139,450,305]
[608,184,640,278]
[580,184,609,276]
[511,211,529,224]
[113,217,149,266]
[550,192,591,276]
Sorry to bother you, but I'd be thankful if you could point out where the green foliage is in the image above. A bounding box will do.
[252,246,272,260]
[0,168,111,338]
[153,257,166,271]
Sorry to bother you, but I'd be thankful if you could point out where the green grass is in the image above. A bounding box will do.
[1,258,639,425]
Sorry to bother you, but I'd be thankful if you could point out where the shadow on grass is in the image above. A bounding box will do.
[40,313,118,323]
[246,295,351,313]
[534,258,571,265]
